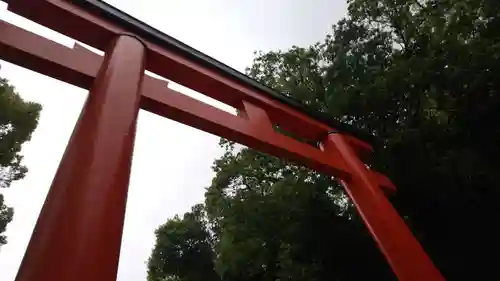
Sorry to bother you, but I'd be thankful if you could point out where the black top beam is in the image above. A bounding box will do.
[74,0,373,144]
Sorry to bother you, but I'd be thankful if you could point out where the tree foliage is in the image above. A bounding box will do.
[148,204,219,281]
[0,194,14,246]
[149,0,500,280]
[205,141,394,281]
[0,77,41,246]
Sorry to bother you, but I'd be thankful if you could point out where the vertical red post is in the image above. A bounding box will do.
[15,35,145,281]
[320,133,445,281]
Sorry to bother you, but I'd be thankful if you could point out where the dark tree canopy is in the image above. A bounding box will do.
[148,0,500,280]
[0,76,41,246]
[147,204,218,281]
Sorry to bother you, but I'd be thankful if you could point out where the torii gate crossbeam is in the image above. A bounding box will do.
[0,0,445,280]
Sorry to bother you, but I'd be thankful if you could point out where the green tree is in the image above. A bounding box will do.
[247,1,500,279]
[147,204,219,281]
[0,194,14,245]
[205,140,394,281]
[149,0,500,280]
[0,76,41,246]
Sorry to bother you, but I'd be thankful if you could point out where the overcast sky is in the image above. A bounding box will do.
[0,1,347,280]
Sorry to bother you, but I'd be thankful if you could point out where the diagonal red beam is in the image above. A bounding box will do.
[7,0,373,155]
[141,78,350,179]
[141,77,396,190]
[0,19,395,192]
[321,135,445,281]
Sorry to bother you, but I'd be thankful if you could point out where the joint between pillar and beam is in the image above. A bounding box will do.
[317,131,396,193]
[117,33,148,50]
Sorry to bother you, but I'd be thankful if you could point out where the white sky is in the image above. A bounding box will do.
[0,1,347,280]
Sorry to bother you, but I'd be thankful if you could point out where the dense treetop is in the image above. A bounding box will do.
[148,1,500,280]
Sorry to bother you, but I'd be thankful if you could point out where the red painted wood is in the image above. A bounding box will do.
[14,35,145,281]
[0,19,395,193]
[8,0,371,154]
[320,133,445,281]
[0,20,100,89]
[140,78,396,186]
[1,1,445,279]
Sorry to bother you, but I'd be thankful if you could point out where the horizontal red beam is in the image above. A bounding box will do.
[0,20,97,89]
[7,0,373,156]
[0,19,395,191]
[141,76,351,178]
[141,77,395,189]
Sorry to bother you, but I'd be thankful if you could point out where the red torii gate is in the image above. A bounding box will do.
[0,0,445,280]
